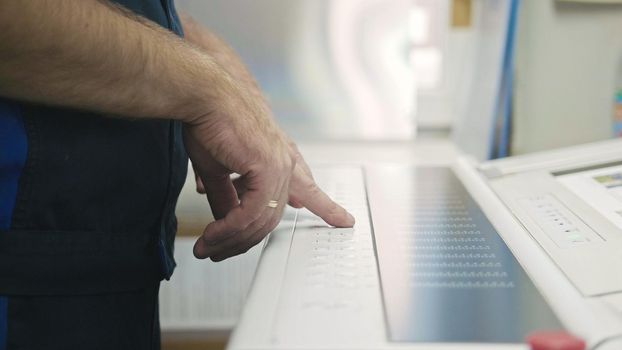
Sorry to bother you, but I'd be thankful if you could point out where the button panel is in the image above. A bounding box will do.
[518,194,603,248]
[271,167,384,346]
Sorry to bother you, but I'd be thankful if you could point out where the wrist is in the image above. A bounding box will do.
[174,53,237,125]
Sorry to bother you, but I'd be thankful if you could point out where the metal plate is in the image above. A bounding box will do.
[367,166,563,343]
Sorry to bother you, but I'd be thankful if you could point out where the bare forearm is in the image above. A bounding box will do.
[0,0,237,122]
[0,1,353,263]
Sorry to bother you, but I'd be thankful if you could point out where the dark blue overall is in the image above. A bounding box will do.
[0,1,187,349]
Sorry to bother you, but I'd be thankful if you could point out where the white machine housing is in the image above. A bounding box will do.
[228,139,622,350]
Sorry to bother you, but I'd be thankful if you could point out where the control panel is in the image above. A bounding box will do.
[517,194,603,249]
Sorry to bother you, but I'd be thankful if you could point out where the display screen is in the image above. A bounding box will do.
[556,163,622,230]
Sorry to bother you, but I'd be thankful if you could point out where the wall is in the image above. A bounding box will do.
[513,0,622,154]
[175,0,416,140]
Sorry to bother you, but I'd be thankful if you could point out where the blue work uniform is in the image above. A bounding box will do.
[0,1,187,349]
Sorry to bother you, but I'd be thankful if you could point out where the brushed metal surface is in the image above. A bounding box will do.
[367,166,563,343]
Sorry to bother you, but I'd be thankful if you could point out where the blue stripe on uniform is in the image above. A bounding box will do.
[0,299,5,350]
[0,99,28,350]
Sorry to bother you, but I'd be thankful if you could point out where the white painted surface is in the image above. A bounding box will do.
[513,0,622,154]
[163,140,457,332]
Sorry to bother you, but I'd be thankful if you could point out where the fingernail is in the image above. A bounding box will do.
[347,212,355,225]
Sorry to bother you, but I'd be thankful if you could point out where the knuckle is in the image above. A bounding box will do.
[227,221,246,233]
[289,141,300,153]
[245,161,265,177]
[293,151,303,164]
[202,224,224,244]
[276,154,293,173]
[288,199,303,209]
[201,234,218,245]
[203,231,232,245]
[288,154,297,172]
[231,233,248,245]
[285,147,296,165]
[226,213,251,232]
[304,180,321,196]
[244,208,264,223]
[239,218,266,240]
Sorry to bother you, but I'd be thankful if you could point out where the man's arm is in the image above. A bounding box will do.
[0,0,354,261]
[180,11,269,197]
[179,12,321,207]
[178,12,355,260]
[180,12,261,97]
[0,0,225,121]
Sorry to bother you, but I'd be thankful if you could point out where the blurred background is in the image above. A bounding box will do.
[161,0,622,349]
[175,0,622,156]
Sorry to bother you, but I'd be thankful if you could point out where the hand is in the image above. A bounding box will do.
[185,85,354,262]
[193,138,355,224]
[275,138,356,228]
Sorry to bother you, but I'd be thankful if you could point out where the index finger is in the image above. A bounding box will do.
[290,166,355,228]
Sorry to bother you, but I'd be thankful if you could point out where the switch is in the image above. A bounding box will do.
[566,234,586,243]
[527,331,586,350]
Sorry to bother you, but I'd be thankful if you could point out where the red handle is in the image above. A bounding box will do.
[527,331,586,350]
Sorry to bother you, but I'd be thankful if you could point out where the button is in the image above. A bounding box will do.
[313,245,331,252]
[566,234,586,243]
[526,331,586,350]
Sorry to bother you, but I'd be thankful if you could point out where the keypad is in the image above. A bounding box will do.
[518,194,600,248]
